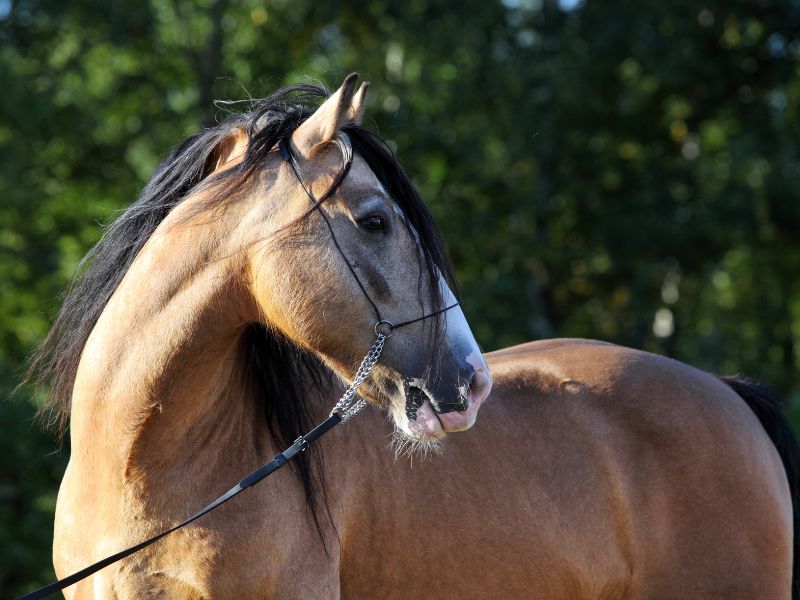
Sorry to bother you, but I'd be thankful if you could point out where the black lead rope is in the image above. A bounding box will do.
[19,135,460,600]
[16,414,342,600]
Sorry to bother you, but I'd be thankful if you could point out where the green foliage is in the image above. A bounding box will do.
[1,0,799,594]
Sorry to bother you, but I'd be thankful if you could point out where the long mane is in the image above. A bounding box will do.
[28,83,457,532]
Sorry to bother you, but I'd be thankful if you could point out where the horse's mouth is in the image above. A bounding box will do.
[403,394,447,440]
[392,384,484,441]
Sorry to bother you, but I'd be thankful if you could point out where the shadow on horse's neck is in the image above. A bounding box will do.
[69,203,331,506]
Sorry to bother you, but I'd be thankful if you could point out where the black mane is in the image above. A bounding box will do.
[28,83,456,535]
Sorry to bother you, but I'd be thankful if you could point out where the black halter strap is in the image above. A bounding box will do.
[278,136,460,332]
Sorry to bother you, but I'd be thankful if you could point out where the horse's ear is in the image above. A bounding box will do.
[291,73,367,158]
[203,126,248,177]
[349,81,369,126]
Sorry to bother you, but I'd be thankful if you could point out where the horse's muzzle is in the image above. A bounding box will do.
[401,351,492,440]
[435,359,492,432]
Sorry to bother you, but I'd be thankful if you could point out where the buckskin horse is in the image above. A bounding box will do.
[25,74,798,599]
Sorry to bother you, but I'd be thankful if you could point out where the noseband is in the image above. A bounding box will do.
[20,134,461,600]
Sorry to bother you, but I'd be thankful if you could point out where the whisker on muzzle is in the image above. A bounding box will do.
[388,428,444,464]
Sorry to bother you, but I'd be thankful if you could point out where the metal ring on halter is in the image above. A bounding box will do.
[374,320,394,338]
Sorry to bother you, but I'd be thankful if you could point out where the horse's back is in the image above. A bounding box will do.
[479,338,792,598]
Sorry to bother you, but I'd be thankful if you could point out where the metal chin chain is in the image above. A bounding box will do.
[330,321,393,422]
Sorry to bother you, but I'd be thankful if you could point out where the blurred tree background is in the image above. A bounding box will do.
[1,0,799,594]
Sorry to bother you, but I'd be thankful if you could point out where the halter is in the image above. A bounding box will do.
[18,134,460,600]
[278,135,459,420]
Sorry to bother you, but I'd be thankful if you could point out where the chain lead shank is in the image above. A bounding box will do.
[330,331,388,422]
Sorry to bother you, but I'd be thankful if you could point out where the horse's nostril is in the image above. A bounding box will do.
[467,370,476,396]
[405,385,427,421]
[468,367,492,405]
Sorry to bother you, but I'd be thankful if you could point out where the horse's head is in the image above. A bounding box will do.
[236,75,491,441]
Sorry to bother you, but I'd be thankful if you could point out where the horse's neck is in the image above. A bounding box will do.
[69,211,270,506]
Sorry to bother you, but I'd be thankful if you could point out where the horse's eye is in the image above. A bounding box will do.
[358,215,387,232]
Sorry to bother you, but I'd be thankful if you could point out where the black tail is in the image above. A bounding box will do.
[722,375,800,600]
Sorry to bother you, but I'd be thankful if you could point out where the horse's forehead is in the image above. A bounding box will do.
[341,154,386,197]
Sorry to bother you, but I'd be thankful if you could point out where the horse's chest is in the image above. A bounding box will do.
[103,528,339,599]
[108,514,339,599]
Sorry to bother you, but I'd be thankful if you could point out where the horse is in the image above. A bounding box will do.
[27,74,798,599]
